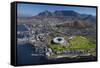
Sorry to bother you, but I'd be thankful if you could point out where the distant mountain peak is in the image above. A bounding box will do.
[38,10,52,17]
[37,10,79,17]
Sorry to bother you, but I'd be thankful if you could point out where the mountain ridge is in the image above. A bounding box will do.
[17,10,96,28]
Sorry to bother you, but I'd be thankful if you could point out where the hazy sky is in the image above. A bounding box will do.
[17,3,96,17]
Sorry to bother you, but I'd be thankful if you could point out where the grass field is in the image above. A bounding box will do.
[48,35,96,51]
[68,36,96,49]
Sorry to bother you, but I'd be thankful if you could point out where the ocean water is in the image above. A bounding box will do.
[17,24,28,31]
[17,43,47,65]
[17,43,96,65]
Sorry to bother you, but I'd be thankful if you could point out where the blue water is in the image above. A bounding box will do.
[17,43,47,65]
[17,43,96,65]
[17,24,48,65]
[17,24,28,31]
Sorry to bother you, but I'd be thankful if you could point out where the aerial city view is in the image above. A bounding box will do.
[17,3,97,65]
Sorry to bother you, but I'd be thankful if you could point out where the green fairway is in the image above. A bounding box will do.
[48,44,68,51]
[68,36,96,49]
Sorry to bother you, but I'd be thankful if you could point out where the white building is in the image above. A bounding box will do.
[53,37,67,45]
